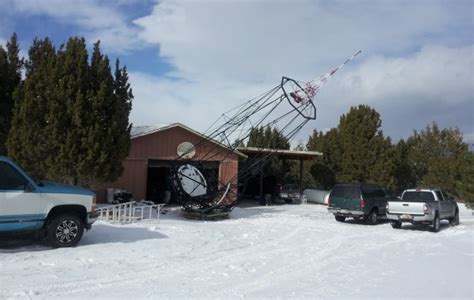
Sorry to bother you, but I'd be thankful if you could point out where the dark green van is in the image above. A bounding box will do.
[327,184,396,225]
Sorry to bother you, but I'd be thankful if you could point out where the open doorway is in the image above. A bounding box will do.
[146,166,174,204]
[146,160,220,205]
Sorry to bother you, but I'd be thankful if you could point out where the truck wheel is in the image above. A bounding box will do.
[46,214,84,248]
[449,209,460,226]
[430,213,440,233]
[391,221,402,229]
[366,209,378,225]
[335,216,346,222]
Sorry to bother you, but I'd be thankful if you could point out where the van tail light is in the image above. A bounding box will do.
[360,198,366,208]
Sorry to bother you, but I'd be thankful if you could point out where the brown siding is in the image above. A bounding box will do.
[102,125,240,203]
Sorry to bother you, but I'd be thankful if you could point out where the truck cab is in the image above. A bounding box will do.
[0,156,98,247]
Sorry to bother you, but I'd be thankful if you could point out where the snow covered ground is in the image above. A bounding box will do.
[1,203,473,299]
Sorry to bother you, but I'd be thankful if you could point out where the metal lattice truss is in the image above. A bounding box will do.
[170,51,361,215]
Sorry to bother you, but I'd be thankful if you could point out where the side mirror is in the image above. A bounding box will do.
[24,182,35,192]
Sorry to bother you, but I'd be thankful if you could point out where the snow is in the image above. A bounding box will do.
[1,203,473,299]
[130,124,170,138]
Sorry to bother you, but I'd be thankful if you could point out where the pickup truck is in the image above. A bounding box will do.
[327,183,397,225]
[386,188,459,232]
[0,156,98,247]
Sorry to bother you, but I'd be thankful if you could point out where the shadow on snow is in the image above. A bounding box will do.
[0,223,167,253]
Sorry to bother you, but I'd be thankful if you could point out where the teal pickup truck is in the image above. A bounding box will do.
[0,156,98,247]
[327,183,396,225]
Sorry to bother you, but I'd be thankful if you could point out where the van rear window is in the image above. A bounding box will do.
[402,192,435,202]
[331,186,360,198]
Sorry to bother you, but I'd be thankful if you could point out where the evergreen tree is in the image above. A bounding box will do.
[392,139,416,193]
[46,37,90,183]
[458,152,474,208]
[72,43,132,185]
[7,38,57,178]
[0,33,22,155]
[247,126,291,182]
[405,123,468,196]
[7,37,133,186]
[306,105,395,190]
[337,105,392,185]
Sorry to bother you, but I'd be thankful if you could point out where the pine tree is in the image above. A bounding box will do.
[75,43,132,185]
[246,125,291,182]
[46,37,90,183]
[405,123,468,196]
[307,129,338,189]
[7,38,56,178]
[458,152,474,208]
[306,105,395,190]
[7,37,133,186]
[0,33,22,155]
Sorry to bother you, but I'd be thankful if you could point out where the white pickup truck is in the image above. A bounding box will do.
[386,188,459,232]
[0,156,98,247]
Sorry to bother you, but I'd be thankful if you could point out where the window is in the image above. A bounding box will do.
[332,185,361,199]
[0,162,29,190]
[435,191,444,201]
[402,191,435,202]
[373,186,386,197]
[441,191,450,201]
[362,185,375,198]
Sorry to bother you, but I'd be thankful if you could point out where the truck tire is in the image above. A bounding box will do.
[335,216,346,222]
[430,213,440,233]
[46,214,84,248]
[391,221,402,229]
[366,209,378,225]
[449,209,460,226]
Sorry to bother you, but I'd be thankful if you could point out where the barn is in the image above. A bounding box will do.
[103,123,244,204]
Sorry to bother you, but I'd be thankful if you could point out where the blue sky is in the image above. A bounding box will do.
[0,0,473,146]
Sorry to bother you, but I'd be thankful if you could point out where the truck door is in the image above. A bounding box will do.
[0,161,44,232]
[441,191,455,217]
[434,191,448,218]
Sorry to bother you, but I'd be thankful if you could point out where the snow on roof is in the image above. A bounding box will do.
[130,124,170,138]
[238,147,322,160]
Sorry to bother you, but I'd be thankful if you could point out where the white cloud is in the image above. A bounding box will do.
[5,0,144,53]
[134,0,470,82]
[129,45,474,144]
[315,45,474,140]
[130,0,473,143]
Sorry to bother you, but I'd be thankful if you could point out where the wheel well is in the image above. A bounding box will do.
[47,205,87,223]
[370,207,379,214]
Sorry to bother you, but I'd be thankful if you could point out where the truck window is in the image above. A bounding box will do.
[435,191,444,201]
[332,186,360,199]
[373,186,386,197]
[441,191,451,201]
[0,162,29,190]
[361,185,374,198]
[402,191,435,202]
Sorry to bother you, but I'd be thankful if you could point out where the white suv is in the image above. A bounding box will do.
[0,156,98,247]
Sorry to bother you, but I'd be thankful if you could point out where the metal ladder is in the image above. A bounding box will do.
[96,201,164,224]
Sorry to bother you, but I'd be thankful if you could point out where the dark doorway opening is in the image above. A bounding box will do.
[146,166,175,204]
[146,160,220,205]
